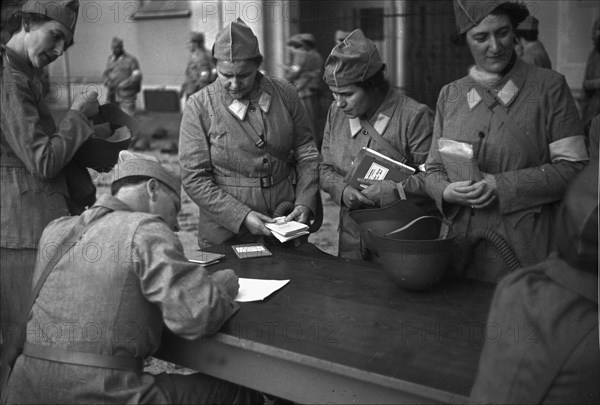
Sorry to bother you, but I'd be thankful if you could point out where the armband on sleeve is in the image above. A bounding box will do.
[549,135,589,163]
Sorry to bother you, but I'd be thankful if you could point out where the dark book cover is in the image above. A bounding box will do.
[344,147,416,189]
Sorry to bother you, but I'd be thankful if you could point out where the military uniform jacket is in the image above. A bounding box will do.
[425,58,588,281]
[320,87,434,206]
[521,41,552,70]
[181,48,214,98]
[103,51,141,99]
[0,46,93,249]
[319,88,434,258]
[3,195,238,404]
[179,73,319,247]
[470,253,599,404]
[284,49,324,98]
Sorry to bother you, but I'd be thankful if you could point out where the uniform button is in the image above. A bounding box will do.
[249,106,256,112]
[363,130,368,135]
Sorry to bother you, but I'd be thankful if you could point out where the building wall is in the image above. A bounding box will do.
[44,0,598,110]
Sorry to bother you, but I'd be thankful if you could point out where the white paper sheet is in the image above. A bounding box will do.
[235,278,290,302]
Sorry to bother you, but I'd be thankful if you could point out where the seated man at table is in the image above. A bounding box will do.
[470,159,599,405]
[2,151,262,404]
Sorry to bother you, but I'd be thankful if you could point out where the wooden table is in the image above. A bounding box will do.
[155,241,495,404]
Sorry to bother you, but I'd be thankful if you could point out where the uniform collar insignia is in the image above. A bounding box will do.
[349,113,391,138]
[496,79,519,106]
[373,113,391,134]
[349,118,362,137]
[467,88,482,110]
[228,99,249,120]
[258,91,271,113]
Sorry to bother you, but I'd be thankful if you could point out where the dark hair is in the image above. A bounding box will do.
[111,176,152,195]
[356,65,390,94]
[515,29,538,42]
[490,5,524,31]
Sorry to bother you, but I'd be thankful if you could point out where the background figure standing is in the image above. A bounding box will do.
[181,31,216,100]
[103,36,142,116]
[515,15,552,69]
[582,17,600,132]
[284,33,324,149]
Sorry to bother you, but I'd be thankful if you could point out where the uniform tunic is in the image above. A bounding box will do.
[0,45,93,345]
[181,48,215,99]
[180,73,320,248]
[284,49,324,148]
[319,88,434,259]
[470,253,599,404]
[520,41,552,70]
[425,58,588,282]
[3,195,240,404]
[102,51,141,106]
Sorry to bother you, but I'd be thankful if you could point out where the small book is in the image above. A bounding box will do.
[231,243,272,259]
[185,250,224,266]
[344,147,416,189]
[266,218,310,243]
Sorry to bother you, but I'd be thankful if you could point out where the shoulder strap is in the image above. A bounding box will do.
[229,110,294,164]
[23,217,94,332]
[359,119,406,163]
[0,215,97,395]
[478,87,541,165]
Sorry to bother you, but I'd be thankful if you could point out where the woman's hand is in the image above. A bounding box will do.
[243,211,275,236]
[342,185,375,210]
[284,204,311,224]
[71,90,99,118]
[357,178,399,206]
[442,175,498,209]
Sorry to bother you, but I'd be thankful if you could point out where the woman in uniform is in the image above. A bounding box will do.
[319,29,434,260]
[1,0,99,349]
[179,18,320,248]
[424,0,589,282]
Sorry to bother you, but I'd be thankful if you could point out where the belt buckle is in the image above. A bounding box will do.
[260,175,274,188]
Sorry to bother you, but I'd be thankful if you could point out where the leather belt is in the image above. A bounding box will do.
[213,171,289,189]
[23,342,143,373]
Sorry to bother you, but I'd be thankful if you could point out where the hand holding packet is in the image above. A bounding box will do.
[437,138,483,183]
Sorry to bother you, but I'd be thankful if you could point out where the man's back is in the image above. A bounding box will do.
[4,195,237,404]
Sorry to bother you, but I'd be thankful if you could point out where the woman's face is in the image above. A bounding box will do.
[329,84,378,119]
[216,60,258,100]
[25,20,72,69]
[466,13,515,74]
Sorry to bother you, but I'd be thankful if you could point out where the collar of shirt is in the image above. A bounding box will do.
[3,45,36,78]
[466,57,527,110]
[93,194,135,213]
[223,76,273,121]
[348,88,396,138]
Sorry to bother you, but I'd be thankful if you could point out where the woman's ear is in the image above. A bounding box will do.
[146,178,159,201]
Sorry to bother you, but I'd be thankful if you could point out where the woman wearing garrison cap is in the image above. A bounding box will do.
[424,1,589,282]
[319,29,435,261]
[179,19,320,248]
[0,0,99,351]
